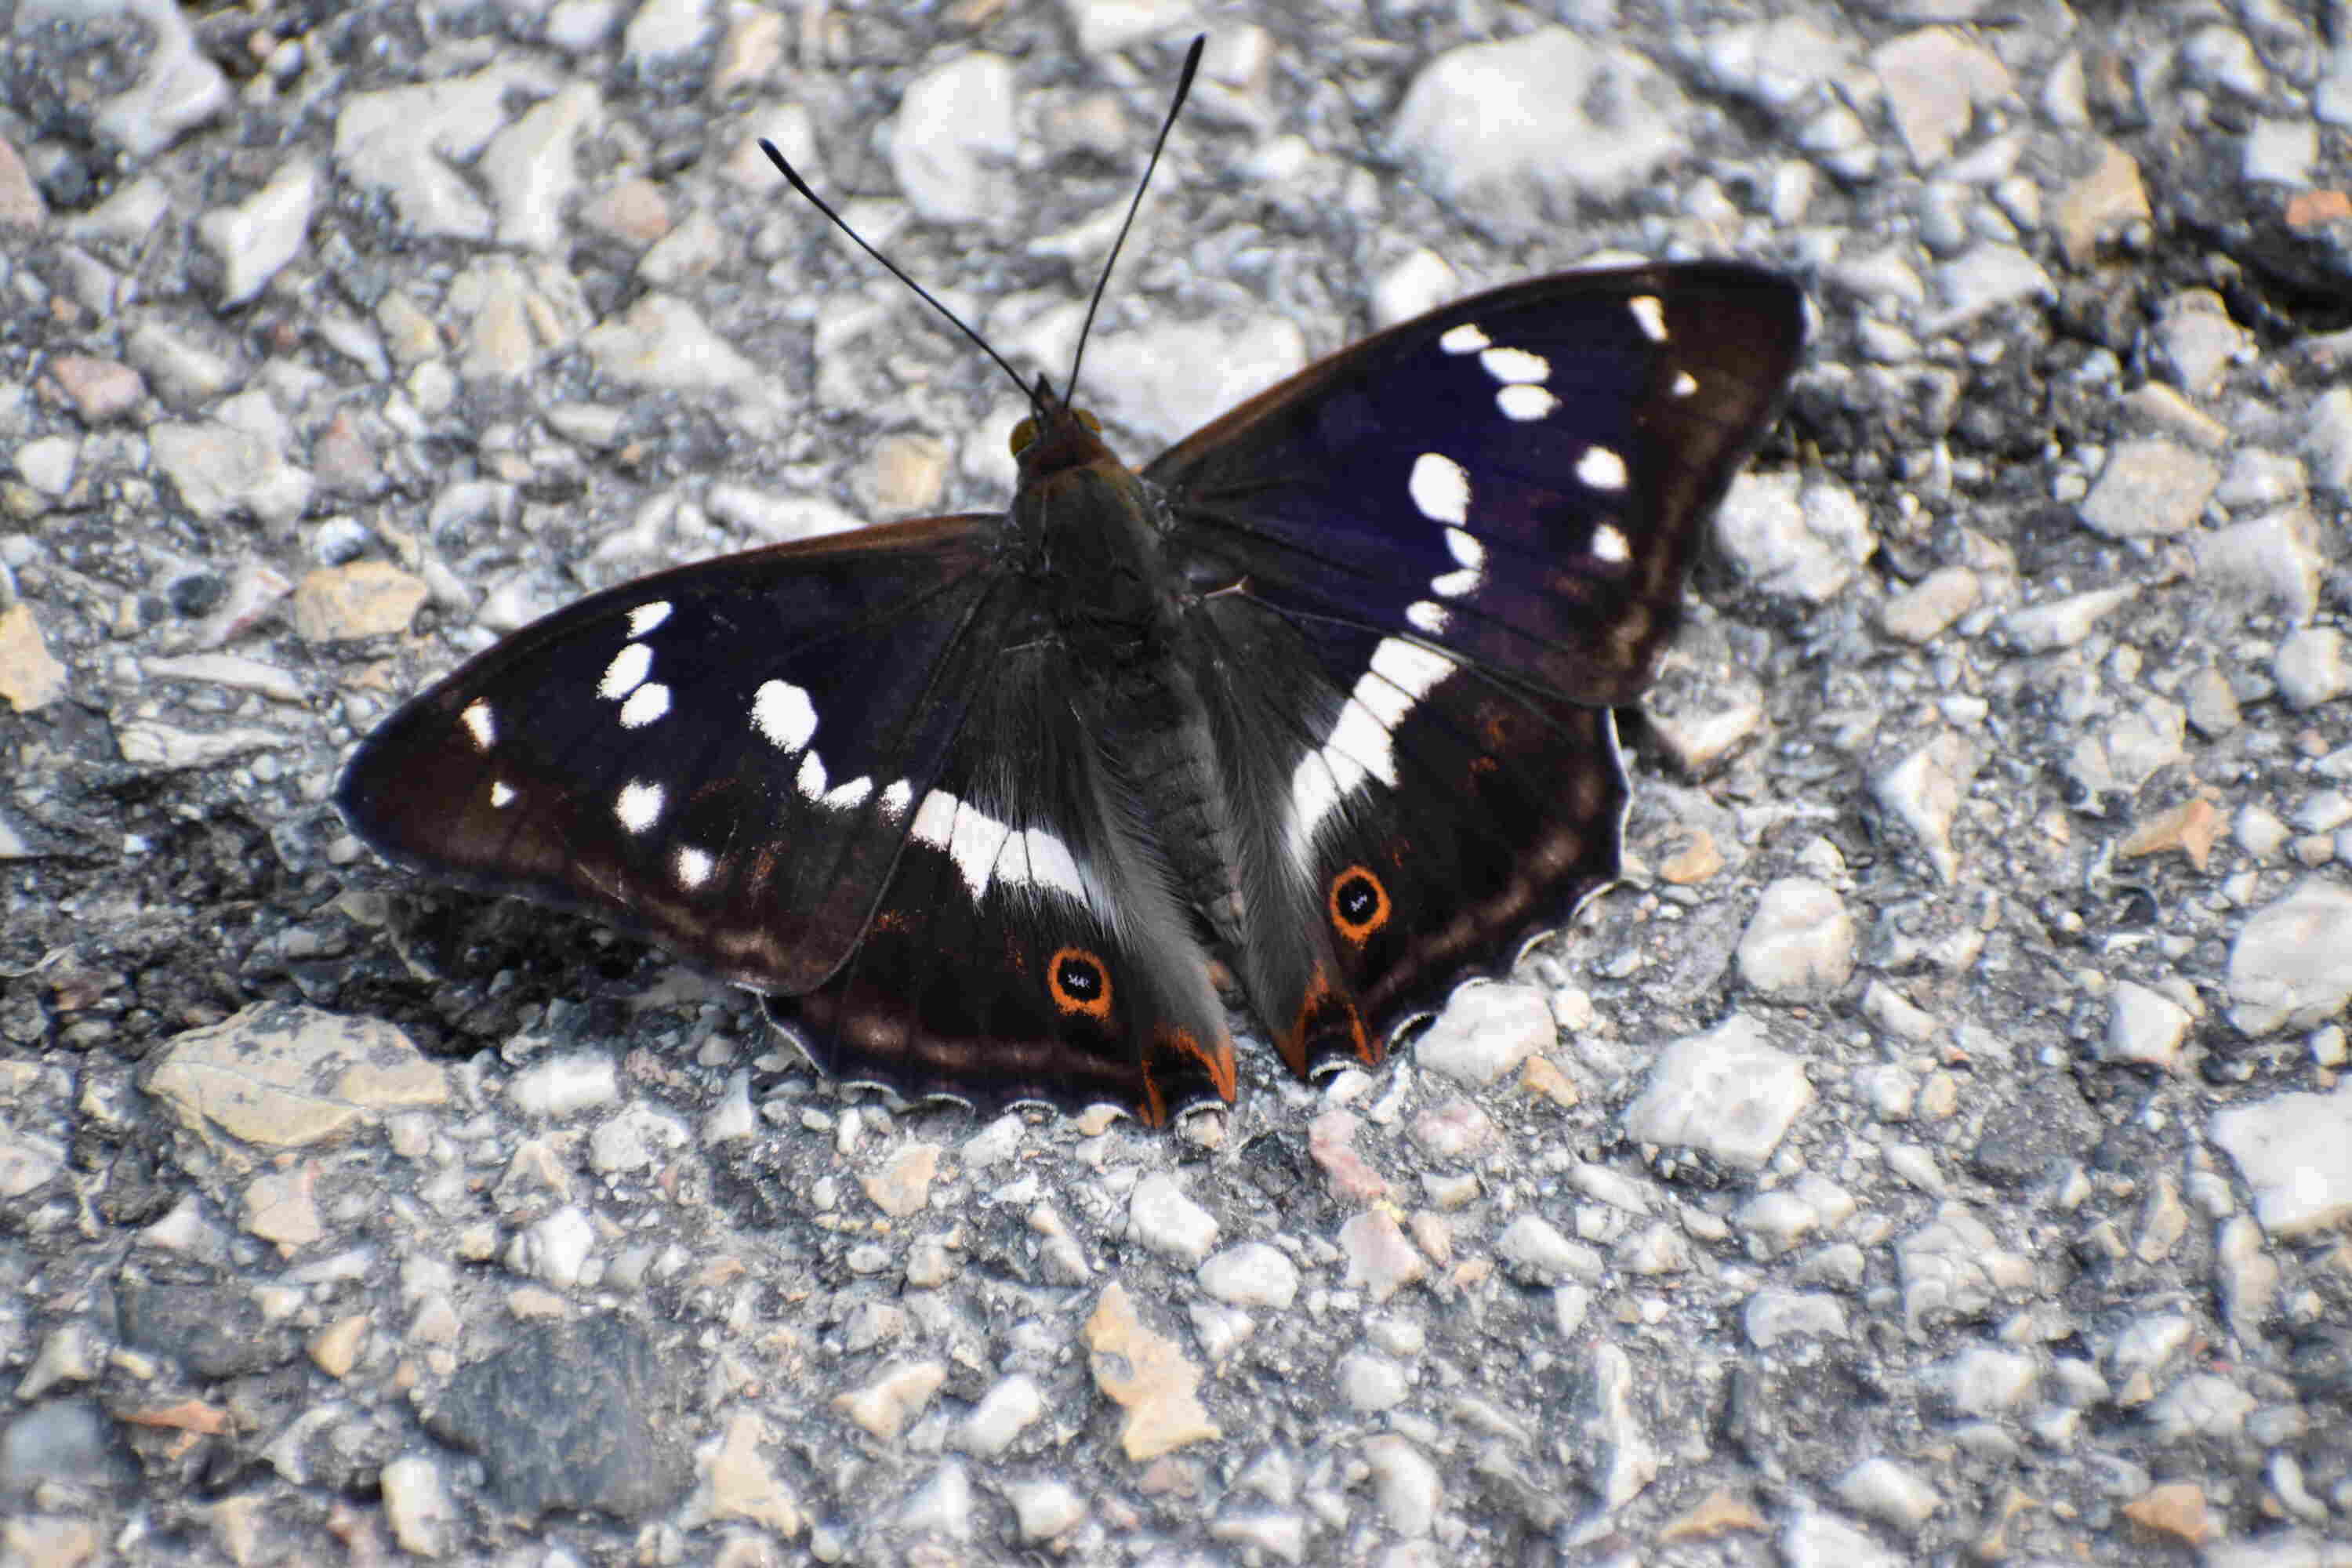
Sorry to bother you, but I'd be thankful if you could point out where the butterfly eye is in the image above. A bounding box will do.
[1048,946,1115,1019]
[1009,416,1038,456]
[1328,866,1392,944]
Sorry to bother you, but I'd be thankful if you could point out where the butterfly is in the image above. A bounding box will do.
[336,45,1804,1127]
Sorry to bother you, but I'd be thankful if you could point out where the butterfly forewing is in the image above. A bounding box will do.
[336,516,1011,995]
[1151,262,1806,706]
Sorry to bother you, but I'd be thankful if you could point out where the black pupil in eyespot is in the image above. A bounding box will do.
[1058,956,1100,996]
[1339,876,1375,920]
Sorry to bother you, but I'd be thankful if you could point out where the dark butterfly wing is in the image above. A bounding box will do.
[771,641,1236,1123]
[1150,262,1805,703]
[1190,600,1628,1073]
[336,516,1012,996]
[1154,263,1803,1058]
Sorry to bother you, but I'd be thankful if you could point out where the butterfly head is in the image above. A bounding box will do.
[1009,377,1118,480]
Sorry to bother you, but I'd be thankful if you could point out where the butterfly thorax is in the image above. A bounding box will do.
[1011,406,1252,953]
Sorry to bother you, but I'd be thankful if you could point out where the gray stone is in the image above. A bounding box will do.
[1623,1014,1813,1172]
[2273,627,2350,710]
[890,53,1018,224]
[2078,439,2220,538]
[2103,982,2192,1069]
[1196,1242,1300,1309]
[2228,879,2352,1035]
[2212,1084,2352,1237]
[1390,30,1689,238]
[1128,1173,1218,1265]
[1736,877,1858,999]
[1712,472,1875,602]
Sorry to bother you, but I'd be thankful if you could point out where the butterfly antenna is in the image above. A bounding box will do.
[757,138,1037,409]
[1063,34,1206,409]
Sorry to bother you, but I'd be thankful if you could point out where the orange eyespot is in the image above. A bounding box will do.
[1328,866,1392,944]
[1047,946,1113,1020]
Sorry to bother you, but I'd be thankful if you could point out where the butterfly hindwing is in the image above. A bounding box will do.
[1152,262,1806,704]
[336,516,1011,995]
[772,641,1238,1123]
[1192,597,1627,1073]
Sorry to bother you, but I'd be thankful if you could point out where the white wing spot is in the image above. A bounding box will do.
[1592,524,1632,564]
[1406,600,1451,635]
[795,750,828,801]
[489,780,517,808]
[879,779,914,820]
[1671,370,1698,397]
[1439,322,1490,354]
[674,845,714,889]
[1496,384,1559,422]
[1479,346,1550,384]
[908,789,1087,901]
[1432,568,1481,598]
[822,774,873,811]
[1629,295,1668,342]
[752,680,818,752]
[1287,637,1457,869]
[599,642,652,700]
[460,699,496,751]
[615,779,663,833]
[626,601,673,637]
[1408,452,1470,525]
[618,683,670,728]
[1577,445,1630,492]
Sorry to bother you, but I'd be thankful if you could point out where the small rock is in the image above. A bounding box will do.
[2273,626,2350,710]
[1624,1014,1814,1173]
[1307,1109,1390,1204]
[2122,1480,2212,1545]
[1338,1209,1428,1304]
[832,1361,946,1443]
[1412,983,1552,1087]
[1998,585,2136,652]
[1196,1242,1301,1310]
[1005,1476,1083,1542]
[290,562,429,642]
[1871,731,1975,883]
[1713,472,1875,602]
[1128,1172,1218,1265]
[956,1374,1044,1459]
[1389,30,1689,238]
[896,1461,974,1541]
[1359,1434,1441,1537]
[1735,877,1857,998]
[2078,438,2220,538]
[2227,879,2352,1036]
[2211,1083,2352,1237]
[1879,565,1979,643]
[198,158,320,306]
[1083,1283,1220,1461]
[890,53,1018,224]
[0,604,70,713]
[380,1455,456,1557]
[1835,1457,1940,1532]
[1496,1214,1602,1287]
[862,1142,941,1218]
[677,1413,802,1536]
[2103,982,2192,1069]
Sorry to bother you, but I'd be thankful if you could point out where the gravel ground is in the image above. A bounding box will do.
[5,2,2352,1565]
